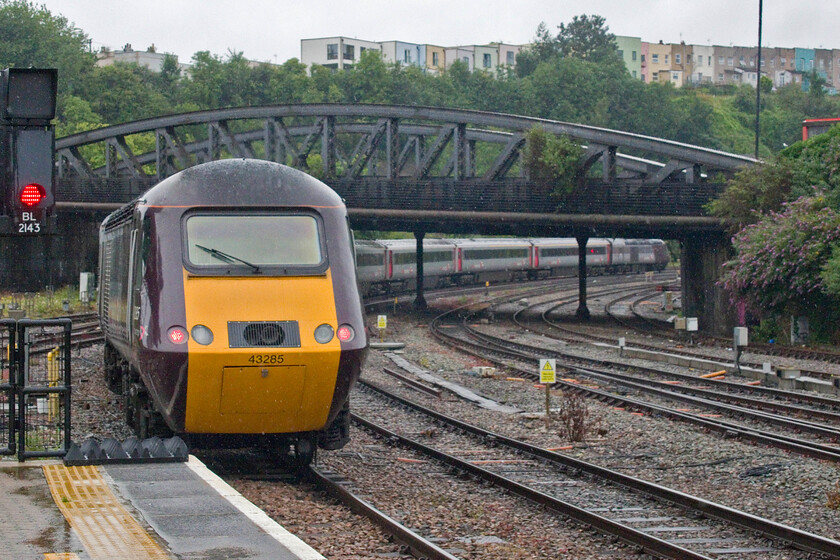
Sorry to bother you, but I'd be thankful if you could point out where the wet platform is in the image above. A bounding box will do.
[0,456,325,560]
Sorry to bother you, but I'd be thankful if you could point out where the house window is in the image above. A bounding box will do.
[819,58,825,69]
[632,50,637,61]
[652,54,659,64]
[506,51,514,65]
[675,53,681,65]
[739,56,745,65]
[718,56,724,65]
[761,58,765,66]
[770,58,775,67]
[727,57,734,66]
[641,54,646,62]
[618,49,624,59]
[632,70,637,78]
[462,56,469,65]
[483,53,491,68]
[665,54,669,64]
[404,49,411,63]
[343,44,354,60]
[708,56,711,66]
[718,72,724,81]
[432,51,440,66]
[326,43,338,60]
[697,55,703,66]
[672,72,679,81]
[781,57,786,65]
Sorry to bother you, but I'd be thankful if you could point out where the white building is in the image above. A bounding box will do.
[95,44,186,73]
[300,37,382,71]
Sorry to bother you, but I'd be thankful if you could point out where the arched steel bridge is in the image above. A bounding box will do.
[55,104,757,237]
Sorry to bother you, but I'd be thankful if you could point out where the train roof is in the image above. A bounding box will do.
[137,159,345,209]
[373,239,457,250]
[450,238,532,248]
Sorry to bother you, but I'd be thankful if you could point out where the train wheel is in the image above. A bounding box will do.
[293,435,317,467]
[103,343,122,394]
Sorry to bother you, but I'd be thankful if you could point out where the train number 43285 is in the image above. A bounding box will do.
[248,354,285,364]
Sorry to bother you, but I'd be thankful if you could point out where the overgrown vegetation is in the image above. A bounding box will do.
[712,125,840,344]
[523,127,583,196]
[558,391,602,442]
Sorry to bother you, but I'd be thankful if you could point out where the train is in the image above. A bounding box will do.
[98,159,367,465]
[355,237,670,296]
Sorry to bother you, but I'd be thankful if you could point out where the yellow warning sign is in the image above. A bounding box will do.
[539,358,556,384]
[377,315,387,329]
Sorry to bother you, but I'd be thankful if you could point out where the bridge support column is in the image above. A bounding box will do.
[681,233,735,336]
[414,230,427,310]
[575,235,590,320]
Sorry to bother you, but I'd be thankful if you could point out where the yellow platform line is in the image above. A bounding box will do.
[43,464,172,560]
[44,554,79,560]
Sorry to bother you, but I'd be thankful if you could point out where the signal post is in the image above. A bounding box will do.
[0,68,59,289]
[0,68,58,235]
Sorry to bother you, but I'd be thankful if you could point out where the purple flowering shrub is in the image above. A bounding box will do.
[721,193,840,318]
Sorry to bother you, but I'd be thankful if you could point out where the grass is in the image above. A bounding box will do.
[0,286,96,319]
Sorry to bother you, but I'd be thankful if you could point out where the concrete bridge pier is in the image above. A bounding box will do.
[680,233,735,337]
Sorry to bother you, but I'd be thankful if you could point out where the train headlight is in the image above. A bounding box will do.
[314,324,334,344]
[190,325,214,345]
[336,324,355,342]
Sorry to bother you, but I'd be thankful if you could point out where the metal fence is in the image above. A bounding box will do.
[0,319,72,461]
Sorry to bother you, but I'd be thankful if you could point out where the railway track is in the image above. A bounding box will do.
[350,378,840,559]
[431,301,840,463]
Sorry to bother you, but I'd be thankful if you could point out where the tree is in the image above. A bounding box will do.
[523,127,583,197]
[0,0,96,117]
[555,15,622,66]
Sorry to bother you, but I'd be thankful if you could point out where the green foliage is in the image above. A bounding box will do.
[721,194,840,319]
[0,0,95,99]
[706,156,798,229]
[523,127,583,196]
[821,245,840,299]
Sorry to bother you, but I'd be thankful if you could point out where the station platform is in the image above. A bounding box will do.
[0,456,325,560]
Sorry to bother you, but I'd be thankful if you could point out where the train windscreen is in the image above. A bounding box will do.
[185,214,323,268]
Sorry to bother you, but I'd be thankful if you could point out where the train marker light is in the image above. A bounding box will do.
[314,324,334,344]
[167,327,188,344]
[336,324,355,342]
[190,325,214,345]
[19,183,45,206]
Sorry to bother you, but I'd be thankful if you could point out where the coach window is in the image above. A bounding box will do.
[185,214,325,274]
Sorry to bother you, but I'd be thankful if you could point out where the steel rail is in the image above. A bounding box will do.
[458,316,840,460]
[350,410,713,560]
[430,312,840,462]
[306,466,461,560]
[356,379,840,559]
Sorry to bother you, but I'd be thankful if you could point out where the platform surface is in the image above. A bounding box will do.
[0,456,325,560]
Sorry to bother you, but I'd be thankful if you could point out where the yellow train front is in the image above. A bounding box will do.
[99,159,367,463]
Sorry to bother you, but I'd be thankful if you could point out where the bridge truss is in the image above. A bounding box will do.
[55,104,757,236]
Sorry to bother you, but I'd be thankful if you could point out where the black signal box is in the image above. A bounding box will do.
[1,68,57,122]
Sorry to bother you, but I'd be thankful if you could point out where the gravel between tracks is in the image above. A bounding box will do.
[47,298,840,559]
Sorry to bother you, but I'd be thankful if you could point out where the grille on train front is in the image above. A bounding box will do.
[228,321,301,348]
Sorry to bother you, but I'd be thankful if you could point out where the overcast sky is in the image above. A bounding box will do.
[38,1,840,65]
